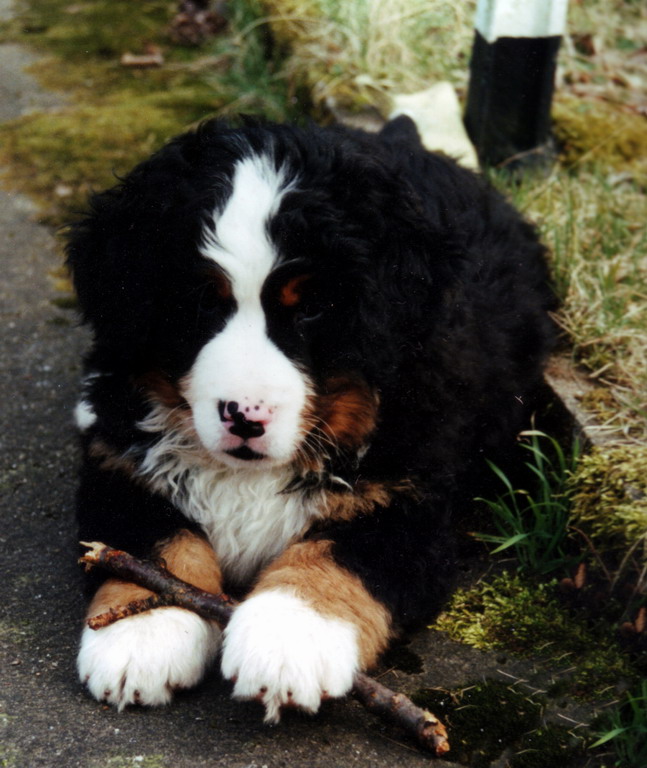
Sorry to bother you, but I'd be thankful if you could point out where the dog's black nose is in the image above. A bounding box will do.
[218,400,239,420]
[229,412,265,439]
[218,400,266,439]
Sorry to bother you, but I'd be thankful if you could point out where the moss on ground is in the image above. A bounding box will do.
[0,619,37,646]
[1,0,173,60]
[412,680,586,768]
[435,572,636,700]
[0,104,187,221]
[0,0,302,226]
[553,96,647,182]
[0,0,209,223]
[0,745,22,768]
[570,446,647,565]
[579,387,623,425]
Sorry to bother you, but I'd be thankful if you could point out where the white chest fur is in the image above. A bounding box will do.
[141,450,322,585]
[137,406,325,585]
[178,465,323,585]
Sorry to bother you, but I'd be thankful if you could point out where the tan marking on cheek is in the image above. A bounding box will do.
[136,371,185,409]
[251,540,392,669]
[316,376,378,450]
[88,439,137,477]
[322,481,393,522]
[280,274,312,307]
[86,530,223,619]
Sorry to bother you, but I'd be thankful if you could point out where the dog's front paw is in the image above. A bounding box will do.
[78,607,220,710]
[221,590,359,723]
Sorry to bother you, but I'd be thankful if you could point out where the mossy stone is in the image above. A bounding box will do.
[553,96,647,180]
[570,446,647,562]
[435,571,636,699]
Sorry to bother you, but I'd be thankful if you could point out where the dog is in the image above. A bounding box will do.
[67,116,555,722]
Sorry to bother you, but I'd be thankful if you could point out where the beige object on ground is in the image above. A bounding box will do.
[390,82,480,170]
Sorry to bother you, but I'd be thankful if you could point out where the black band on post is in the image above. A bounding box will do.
[465,0,567,170]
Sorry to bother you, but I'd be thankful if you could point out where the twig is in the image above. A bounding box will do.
[79,541,236,627]
[351,671,449,754]
[79,541,450,756]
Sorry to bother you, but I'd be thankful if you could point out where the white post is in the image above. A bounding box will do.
[465,0,569,169]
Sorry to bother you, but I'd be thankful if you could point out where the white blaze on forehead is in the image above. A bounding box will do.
[201,153,294,299]
[185,151,307,466]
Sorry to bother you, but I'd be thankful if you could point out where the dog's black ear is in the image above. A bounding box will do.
[378,114,425,149]
[66,119,240,362]
[66,177,163,362]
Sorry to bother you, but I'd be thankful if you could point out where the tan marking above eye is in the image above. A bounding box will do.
[213,270,232,300]
[279,274,312,307]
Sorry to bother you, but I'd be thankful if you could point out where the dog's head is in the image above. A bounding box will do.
[68,119,441,474]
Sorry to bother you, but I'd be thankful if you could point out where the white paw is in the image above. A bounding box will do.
[78,607,221,710]
[221,589,359,723]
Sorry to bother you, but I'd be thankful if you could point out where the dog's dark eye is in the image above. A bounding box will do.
[294,309,324,326]
[198,270,232,315]
[280,275,327,326]
[294,304,324,325]
[198,286,223,314]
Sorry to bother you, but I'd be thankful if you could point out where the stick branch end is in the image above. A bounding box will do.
[78,540,108,570]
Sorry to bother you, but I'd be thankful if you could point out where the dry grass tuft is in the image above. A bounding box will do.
[510,171,647,441]
[260,0,476,114]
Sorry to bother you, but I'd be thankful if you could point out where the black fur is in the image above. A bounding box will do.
[69,116,555,635]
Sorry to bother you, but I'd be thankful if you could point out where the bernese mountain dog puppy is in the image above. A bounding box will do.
[68,116,555,722]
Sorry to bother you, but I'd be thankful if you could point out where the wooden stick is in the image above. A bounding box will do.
[80,541,235,627]
[79,541,450,756]
[352,671,450,754]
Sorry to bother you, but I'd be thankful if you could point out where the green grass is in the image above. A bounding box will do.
[592,681,647,768]
[474,431,581,576]
[260,0,476,114]
[497,169,647,441]
[203,0,311,120]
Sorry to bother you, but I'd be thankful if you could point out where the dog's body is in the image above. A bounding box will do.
[68,117,555,720]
